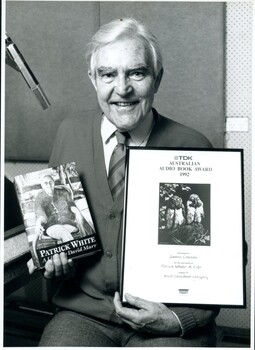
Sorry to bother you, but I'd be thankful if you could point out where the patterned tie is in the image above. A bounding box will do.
[108,131,128,200]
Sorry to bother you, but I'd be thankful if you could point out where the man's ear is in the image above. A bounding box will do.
[88,70,97,91]
[154,68,164,93]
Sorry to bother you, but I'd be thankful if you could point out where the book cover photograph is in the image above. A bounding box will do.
[121,148,245,307]
[14,162,101,269]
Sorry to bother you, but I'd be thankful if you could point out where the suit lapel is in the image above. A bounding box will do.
[146,109,162,147]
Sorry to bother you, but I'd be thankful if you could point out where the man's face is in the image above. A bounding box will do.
[41,176,55,196]
[89,38,162,132]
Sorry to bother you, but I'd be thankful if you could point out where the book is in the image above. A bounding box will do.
[14,162,101,269]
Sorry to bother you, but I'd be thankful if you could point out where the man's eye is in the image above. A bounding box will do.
[101,73,115,83]
[130,71,145,80]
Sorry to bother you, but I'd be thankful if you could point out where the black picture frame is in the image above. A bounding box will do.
[121,147,245,308]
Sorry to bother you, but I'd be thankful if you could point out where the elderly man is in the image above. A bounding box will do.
[28,18,219,347]
[34,175,78,240]
[33,174,94,262]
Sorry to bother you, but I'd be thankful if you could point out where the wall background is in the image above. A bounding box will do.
[4,1,253,332]
[5,1,225,160]
[215,1,252,330]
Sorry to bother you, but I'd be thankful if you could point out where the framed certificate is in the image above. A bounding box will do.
[121,148,245,307]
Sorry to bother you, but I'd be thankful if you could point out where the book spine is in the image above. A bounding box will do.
[13,176,41,269]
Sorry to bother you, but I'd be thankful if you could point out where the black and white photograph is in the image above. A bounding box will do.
[121,148,245,308]
[158,183,211,246]
[2,1,254,348]
[14,162,100,268]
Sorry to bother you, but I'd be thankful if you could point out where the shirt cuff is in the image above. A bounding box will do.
[170,307,197,337]
[171,310,184,336]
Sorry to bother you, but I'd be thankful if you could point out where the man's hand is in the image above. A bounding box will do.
[113,292,182,335]
[27,252,76,279]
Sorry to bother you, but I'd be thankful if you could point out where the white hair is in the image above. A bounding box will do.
[86,18,163,79]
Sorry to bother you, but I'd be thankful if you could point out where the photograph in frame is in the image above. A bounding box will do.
[158,182,211,246]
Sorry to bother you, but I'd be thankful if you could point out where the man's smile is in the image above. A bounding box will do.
[110,101,140,107]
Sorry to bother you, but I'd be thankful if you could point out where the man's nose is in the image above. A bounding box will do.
[114,75,132,96]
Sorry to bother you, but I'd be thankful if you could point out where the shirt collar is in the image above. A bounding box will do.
[101,111,154,146]
[101,115,117,145]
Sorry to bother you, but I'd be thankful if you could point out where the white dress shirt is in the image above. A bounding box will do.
[101,112,154,175]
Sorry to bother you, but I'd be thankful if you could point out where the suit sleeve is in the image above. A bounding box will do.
[48,121,67,168]
[170,305,220,337]
[48,119,76,168]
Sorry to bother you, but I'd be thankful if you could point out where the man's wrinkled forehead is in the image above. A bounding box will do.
[91,38,155,76]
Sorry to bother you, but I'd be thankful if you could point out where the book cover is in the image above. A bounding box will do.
[14,162,101,269]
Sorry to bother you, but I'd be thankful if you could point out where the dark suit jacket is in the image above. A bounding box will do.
[49,108,218,343]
